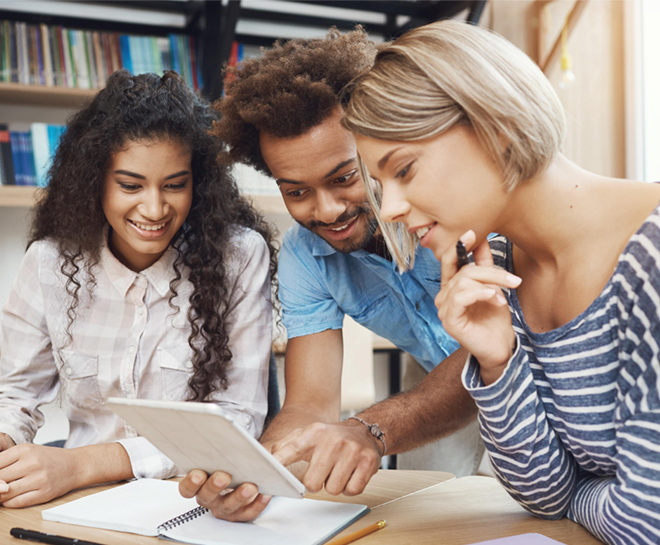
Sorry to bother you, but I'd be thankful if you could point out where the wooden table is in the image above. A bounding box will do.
[330,476,604,545]
[0,470,453,544]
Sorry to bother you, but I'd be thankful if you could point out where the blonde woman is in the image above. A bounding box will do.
[343,20,660,545]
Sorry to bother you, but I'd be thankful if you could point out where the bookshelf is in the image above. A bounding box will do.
[0,83,96,108]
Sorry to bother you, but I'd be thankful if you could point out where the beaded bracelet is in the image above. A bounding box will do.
[347,416,387,456]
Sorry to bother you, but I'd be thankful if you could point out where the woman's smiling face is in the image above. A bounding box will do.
[355,125,509,260]
[102,138,193,272]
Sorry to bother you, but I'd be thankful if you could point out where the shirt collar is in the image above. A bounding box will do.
[100,229,177,298]
[309,231,392,263]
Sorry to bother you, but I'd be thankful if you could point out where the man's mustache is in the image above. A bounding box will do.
[307,205,371,230]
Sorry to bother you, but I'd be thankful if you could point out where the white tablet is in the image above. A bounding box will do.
[106,397,306,499]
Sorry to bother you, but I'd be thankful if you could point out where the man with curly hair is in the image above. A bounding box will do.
[180,28,481,521]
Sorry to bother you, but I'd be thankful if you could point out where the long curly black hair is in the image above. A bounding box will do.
[28,69,277,402]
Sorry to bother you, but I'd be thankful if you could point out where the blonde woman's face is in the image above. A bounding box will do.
[355,125,507,262]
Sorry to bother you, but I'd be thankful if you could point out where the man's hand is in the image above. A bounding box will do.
[179,469,272,522]
[0,444,79,508]
[271,420,381,496]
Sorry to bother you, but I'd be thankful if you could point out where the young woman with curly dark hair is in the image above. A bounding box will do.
[0,69,277,508]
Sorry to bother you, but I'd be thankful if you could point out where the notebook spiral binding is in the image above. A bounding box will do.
[157,505,209,532]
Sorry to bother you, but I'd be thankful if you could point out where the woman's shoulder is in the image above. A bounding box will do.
[224,226,270,271]
[24,238,62,267]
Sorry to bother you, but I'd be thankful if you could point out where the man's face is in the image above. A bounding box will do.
[260,108,378,253]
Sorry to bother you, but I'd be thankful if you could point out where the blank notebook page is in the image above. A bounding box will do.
[161,496,368,545]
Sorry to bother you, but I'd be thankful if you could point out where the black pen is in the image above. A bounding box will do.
[456,240,470,269]
[10,528,105,545]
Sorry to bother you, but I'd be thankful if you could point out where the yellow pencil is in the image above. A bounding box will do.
[326,520,387,545]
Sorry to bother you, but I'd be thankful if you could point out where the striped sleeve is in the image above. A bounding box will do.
[463,345,578,520]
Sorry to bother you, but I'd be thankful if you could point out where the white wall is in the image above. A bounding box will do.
[0,207,31,307]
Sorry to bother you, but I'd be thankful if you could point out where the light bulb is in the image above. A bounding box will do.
[559,68,575,89]
[558,50,575,89]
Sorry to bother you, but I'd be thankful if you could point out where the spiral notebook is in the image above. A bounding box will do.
[42,479,368,545]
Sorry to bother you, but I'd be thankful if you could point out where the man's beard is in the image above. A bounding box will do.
[296,203,379,254]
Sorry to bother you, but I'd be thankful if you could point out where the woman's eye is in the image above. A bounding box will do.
[287,189,306,198]
[167,182,188,190]
[395,163,412,179]
[118,182,140,191]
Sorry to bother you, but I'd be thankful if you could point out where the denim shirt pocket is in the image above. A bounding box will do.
[57,350,104,410]
[157,344,194,401]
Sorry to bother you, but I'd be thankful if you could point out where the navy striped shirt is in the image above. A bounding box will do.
[463,209,660,545]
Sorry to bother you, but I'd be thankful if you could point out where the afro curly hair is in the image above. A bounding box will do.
[214,27,378,175]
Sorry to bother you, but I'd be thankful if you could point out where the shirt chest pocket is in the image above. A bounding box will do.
[157,344,194,401]
[57,351,104,410]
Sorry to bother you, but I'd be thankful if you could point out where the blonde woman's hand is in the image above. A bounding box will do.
[435,230,520,385]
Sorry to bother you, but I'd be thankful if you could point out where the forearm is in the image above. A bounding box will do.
[464,344,576,518]
[356,347,477,455]
[71,442,134,489]
[261,402,339,448]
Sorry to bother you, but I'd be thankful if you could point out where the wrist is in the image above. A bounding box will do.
[346,416,386,456]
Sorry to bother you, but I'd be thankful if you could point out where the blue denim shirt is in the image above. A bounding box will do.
[279,224,460,372]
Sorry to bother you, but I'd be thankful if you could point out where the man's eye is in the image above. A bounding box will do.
[287,189,305,198]
[335,170,357,184]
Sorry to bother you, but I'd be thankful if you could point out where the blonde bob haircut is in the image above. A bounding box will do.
[342,20,566,270]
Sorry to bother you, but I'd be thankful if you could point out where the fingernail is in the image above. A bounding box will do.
[507,274,522,286]
[260,494,272,503]
[191,473,203,485]
[484,288,496,297]
[241,486,255,499]
[0,481,8,493]
[213,475,228,488]
[497,294,508,305]
[459,230,475,243]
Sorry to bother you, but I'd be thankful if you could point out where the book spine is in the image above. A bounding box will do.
[30,123,49,187]
[188,35,198,91]
[76,30,90,89]
[41,23,54,86]
[0,124,15,185]
[178,35,191,87]
[101,33,114,80]
[0,20,5,83]
[151,36,162,74]
[158,36,170,73]
[57,27,68,87]
[84,30,96,89]
[8,22,17,83]
[120,34,132,74]
[169,34,179,76]
[93,31,105,87]
[61,28,74,87]
[10,132,22,185]
[112,33,122,74]
[25,132,37,186]
[34,25,45,86]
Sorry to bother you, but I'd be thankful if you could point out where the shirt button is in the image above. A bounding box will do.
[186,360,194,370]
[415,302,421,311]
[128,345,136,354]
[137,308,144,316]
[65,366,73,376]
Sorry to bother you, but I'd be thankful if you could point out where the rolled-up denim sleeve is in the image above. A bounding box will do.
[278,230,344,339]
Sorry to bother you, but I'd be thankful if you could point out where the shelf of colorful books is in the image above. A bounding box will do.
[0,83,97,108]
[0,185,288,214]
